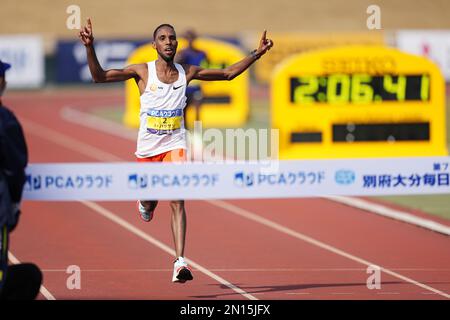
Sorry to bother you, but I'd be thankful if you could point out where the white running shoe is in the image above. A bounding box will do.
[136,200,154,222]
[172,257,193,283]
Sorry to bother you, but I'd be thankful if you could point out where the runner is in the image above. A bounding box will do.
[79,19,273,283]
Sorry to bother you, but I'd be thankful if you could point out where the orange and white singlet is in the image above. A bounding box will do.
[135,61,188,158]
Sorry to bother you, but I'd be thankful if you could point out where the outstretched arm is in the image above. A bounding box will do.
[79,18,141,83]
[186,31,273,82]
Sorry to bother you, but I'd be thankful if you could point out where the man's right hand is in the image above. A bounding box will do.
[79,18,94,46]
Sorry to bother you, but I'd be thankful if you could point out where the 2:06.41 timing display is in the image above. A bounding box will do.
[290,74,430,104]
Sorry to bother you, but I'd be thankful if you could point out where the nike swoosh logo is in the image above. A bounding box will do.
[173,85,183,90]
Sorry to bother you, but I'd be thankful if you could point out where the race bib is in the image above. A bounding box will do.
[146,109,183,134]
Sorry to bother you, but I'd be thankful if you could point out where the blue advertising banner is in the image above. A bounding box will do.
[56,39,149,83]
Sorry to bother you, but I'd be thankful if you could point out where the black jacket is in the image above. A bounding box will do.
[0,104,28,229]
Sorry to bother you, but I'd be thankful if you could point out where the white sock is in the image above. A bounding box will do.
[176,257,185,265]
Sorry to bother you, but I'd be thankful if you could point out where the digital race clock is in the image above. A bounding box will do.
[271,46,447,159]
[290,74,430,104]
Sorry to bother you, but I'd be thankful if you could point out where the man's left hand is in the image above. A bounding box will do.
[256,30,274,57]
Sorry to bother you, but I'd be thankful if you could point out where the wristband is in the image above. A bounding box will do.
[250,49,260,60]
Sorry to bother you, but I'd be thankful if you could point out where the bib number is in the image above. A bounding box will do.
[146,109,183,134]
[147,116,182,131]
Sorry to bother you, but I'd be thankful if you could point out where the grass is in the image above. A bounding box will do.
[89,95,450,221]
[374,195,450,220]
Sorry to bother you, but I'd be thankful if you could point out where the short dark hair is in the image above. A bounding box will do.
[153,24,176,40]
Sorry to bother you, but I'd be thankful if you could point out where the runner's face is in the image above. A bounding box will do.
[154,27,178,62]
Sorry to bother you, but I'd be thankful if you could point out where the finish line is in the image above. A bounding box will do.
[23,157,450,201]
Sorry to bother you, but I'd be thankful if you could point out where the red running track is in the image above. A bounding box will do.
[4,88,450,300]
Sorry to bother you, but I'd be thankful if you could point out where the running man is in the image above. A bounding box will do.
[79,19,273,283]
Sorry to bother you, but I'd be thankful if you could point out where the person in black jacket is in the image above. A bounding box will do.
[0,60,42,300]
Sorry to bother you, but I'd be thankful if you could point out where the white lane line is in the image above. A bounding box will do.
[39,268,450,272]
[8,252,56,300]
[60,106,137,141]
[41,269,175,272]
[421,292,438,295]
[331,292,354,295]
[208,200,450,299]
[22,116,257,301]
[324,196,450,236]
[20,118,122,162]
[286,292,311,295]
[376,292,400,295]
[61,106,450,237]
[81,201,258,300]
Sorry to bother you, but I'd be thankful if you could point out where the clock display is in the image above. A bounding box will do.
[290,74,430,104]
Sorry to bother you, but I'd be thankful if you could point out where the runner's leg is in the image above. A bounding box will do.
[170,200,186,258]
